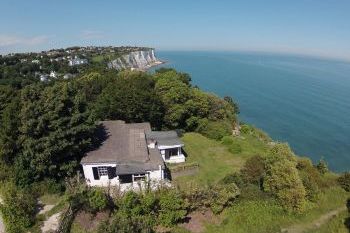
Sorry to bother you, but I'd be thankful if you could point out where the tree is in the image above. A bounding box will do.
[15,82,96,185]
[224,96,240,114]
[263,144,306,212]
[94,71,164,128]
[0,97,20,164]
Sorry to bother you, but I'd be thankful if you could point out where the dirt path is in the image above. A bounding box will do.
[0,197,4,233]
[41,212,61,233]
[281,206,347,233]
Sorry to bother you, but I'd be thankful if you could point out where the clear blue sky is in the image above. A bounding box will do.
[1,0,349,61]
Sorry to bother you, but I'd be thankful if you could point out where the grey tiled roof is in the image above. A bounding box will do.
[146,131,183,146]
[81,121,164,171]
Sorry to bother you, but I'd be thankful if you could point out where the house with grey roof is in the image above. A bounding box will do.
[81,120,185,189]
[146,131,185,163]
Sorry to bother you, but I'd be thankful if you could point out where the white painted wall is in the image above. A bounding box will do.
[82,163,164,189]
[82,163,118,187]
[159,145,186,163]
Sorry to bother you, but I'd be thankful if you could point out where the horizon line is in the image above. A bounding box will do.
[1,45,350,64]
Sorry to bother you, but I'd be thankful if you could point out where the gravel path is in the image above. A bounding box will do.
[281,206,347,233]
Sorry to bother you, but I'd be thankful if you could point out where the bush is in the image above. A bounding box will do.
[316,159,329,174]
[228,142,242,154]
[297,158,322,202]
[31,178,65,195]
[338,172,350,192]
[221,136,234,145]
[97,213,154,233]
[158,189,187,227]
[208,184,240,214]
[183,183,240,214]
[0,182,37,233]
[240,155,265,186]
[263,144,306,212]
[220,172,245,188]
[87,188,108,212]
[197,120,232,140]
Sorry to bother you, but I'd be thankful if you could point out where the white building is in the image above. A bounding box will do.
[49,71,57,78]
[81,121,185,190]
[146,131,185,163]
[39,74,49,82]
[68,57,88,66]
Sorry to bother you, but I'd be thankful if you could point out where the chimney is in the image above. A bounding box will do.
[148,138,157,149]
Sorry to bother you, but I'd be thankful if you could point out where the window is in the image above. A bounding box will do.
[98,166,108,177]
[133,173,147,182]
[165,148,179,159]
[119,174,133,184]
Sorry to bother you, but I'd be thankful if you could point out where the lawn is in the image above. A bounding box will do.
[175,132,349,233]
[174,132,269,187]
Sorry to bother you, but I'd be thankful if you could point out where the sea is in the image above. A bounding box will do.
[151,51,350,172]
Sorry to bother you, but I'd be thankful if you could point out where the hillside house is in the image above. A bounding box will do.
[69,57,88,66]
[81,121,185,190]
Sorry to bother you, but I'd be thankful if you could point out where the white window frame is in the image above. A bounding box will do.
[132,173,147,182]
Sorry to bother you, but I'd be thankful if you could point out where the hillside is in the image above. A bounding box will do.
[0,61,349,233]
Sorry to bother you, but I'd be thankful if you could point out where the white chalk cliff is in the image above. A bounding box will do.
[108,49,162,70]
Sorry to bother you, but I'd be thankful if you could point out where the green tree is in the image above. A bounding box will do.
[15,82,95,185]
[263,144,306,212]
[0,97,20,164]
[94,71,164,128]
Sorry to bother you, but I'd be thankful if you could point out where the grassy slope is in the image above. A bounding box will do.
[175,132,269,187]
[177,132,349,233]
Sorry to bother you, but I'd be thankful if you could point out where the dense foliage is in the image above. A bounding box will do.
[0,183,37,233]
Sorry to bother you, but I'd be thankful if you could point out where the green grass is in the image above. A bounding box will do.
[40,193,62,205]
[205,187,349,233]
[175,132,269,187]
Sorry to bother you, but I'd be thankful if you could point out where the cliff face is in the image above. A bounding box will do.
[108,49,161,70]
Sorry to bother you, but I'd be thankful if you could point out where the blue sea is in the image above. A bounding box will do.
[152,51,350,172]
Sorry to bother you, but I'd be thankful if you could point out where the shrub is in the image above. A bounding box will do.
[208,183,240,214]
[0,182,37,233]
[338,172,350,192]
[31,178,65,195]
[297,158,322,202]
[183,183,240,214]
[316,159,329,174]
[197,120,232,140]
[240,155,265,186]
[117,191,143,216]
[228,142,242,154]
[87,188,108,212]
[97,213,154,233]
[158,189,187,227]
[263,144,306,212]
[220,172,245,188]
[221,136,234,145]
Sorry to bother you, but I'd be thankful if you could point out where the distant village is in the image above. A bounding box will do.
[0,46,151,83]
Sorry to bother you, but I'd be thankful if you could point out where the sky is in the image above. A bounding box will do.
[0,0,350,61]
